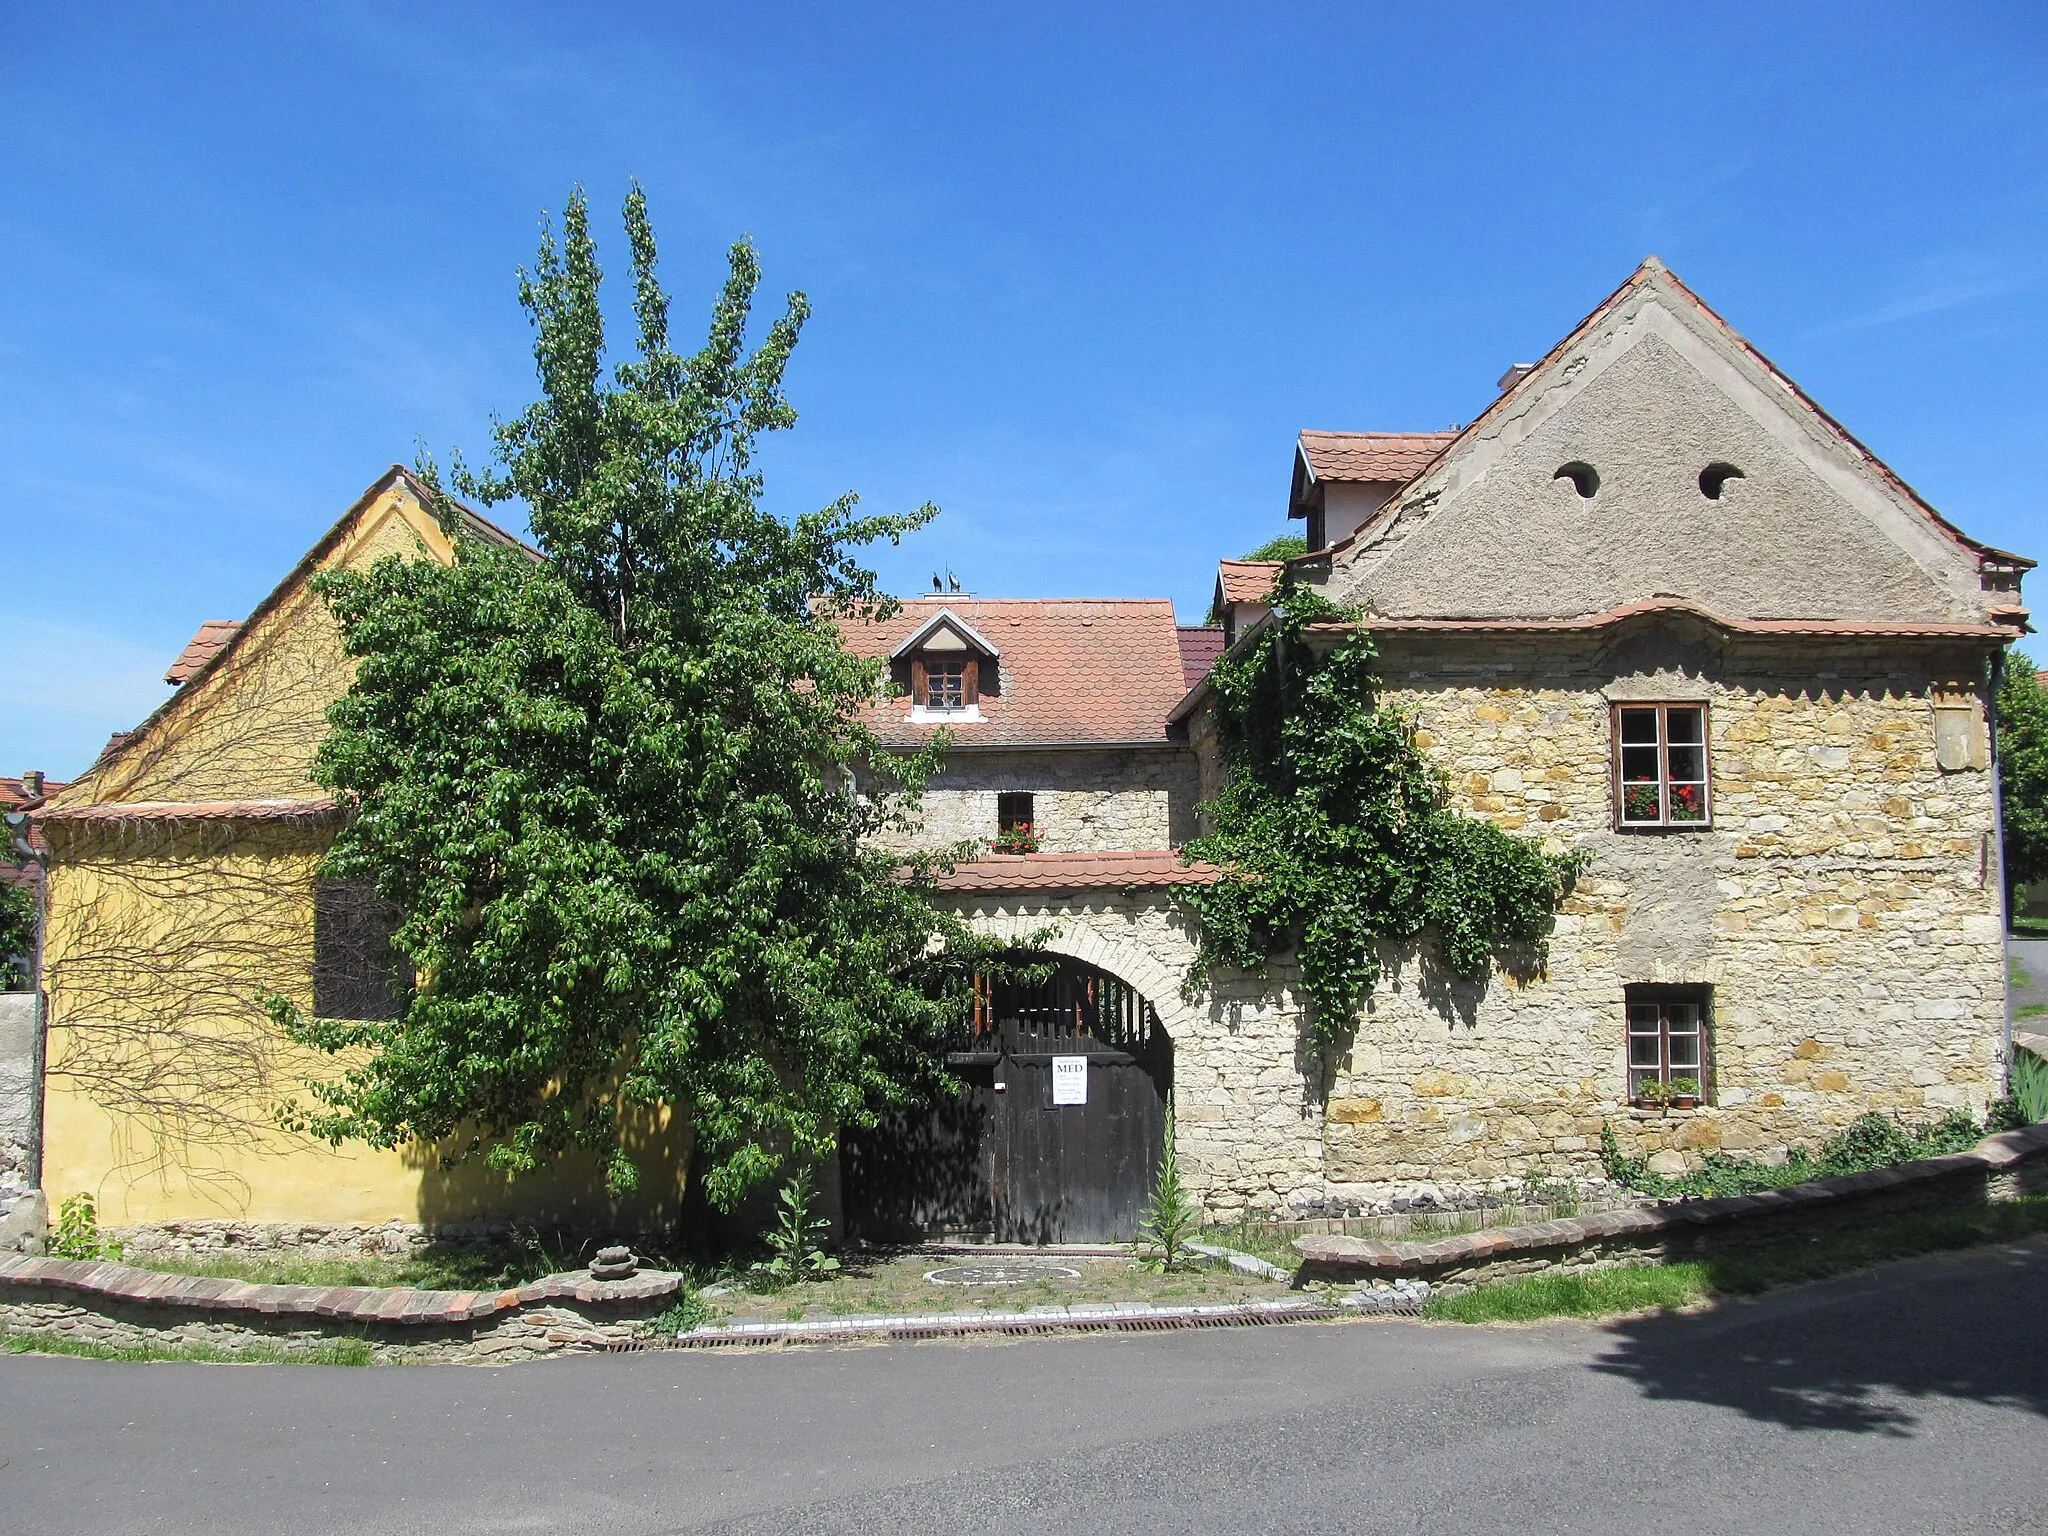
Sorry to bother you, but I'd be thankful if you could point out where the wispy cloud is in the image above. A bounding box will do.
[0,617,176,778]
[1827,280,2012,333]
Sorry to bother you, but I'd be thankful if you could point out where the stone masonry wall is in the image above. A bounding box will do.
[946,891,1319,1218]
[867,747,1199,856]
[0,992,36,1224]
[1316,629,2006,1204]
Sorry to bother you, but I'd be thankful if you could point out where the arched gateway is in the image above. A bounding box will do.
[842,953,1172,1244]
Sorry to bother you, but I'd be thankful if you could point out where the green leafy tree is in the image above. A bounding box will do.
[0,882,32,990]
[1999,653,2048,915]
[278,186,1002,1209]
[1176,573,1582,1055]
[1240,535,1308,562]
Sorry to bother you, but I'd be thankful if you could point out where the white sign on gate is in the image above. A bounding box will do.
[1050,1055,1088,1106]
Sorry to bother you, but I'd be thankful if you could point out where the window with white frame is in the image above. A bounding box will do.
[1615,703,1710,828]
[1626,986,1708,1103]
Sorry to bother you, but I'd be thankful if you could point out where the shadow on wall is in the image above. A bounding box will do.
[410,1105,692,1243]
[1586,1238,2048,1435]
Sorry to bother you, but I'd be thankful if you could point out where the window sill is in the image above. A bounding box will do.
[907,705,984,724]
[1626,1102,1710,1117]
[1615,823,1714,835]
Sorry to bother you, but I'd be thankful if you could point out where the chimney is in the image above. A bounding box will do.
[21,770,43,799]
[1497,363,1537,392]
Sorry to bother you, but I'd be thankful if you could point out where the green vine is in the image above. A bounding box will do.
[1175,574,1584,1054]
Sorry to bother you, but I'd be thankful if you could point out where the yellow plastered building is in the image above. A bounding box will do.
[36,468,686,1238]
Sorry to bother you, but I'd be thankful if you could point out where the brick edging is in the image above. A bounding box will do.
[650,1297,1342,1349]
[1293,1124,2048,1279]
[0,1255,683,1325]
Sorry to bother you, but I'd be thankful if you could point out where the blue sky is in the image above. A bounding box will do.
[4,2,2045,779]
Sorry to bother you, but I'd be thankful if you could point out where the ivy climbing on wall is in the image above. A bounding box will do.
[1175,573,1585,1055]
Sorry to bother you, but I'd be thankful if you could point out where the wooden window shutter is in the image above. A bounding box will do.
[911,658,928,707]
[963,658,979,702]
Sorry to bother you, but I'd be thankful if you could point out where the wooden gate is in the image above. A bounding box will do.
[843,954,1171,1244]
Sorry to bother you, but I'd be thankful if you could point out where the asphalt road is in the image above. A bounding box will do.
[3,1237,2047,1535]
[2011,936,2048,1018]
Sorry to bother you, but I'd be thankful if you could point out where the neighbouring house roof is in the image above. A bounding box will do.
[1296,430,1459,485]
[838,596,1191,749]
[164,621,243,685]
[1,776,65,885]
[1175,627,1227,689]
[1214,560,1281,606]
[923,849,1221,893]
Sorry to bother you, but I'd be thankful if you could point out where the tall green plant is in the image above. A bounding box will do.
[757,1167,840,1285]
[1138,1109,1202,1272]
[2011,1049,2048,1125]
[1175,573,1583,1054]
[277,185,1006,1209]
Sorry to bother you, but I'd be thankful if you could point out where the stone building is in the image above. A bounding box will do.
[852,256,2030,1222]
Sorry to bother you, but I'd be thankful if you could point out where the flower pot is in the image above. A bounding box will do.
[1670,1095,1700,1110]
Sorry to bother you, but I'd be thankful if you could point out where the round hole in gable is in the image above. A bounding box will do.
[1699,462,1745,500]
[1554,461,1599,499]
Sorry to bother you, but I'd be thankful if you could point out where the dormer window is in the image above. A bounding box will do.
[892,607,999,723]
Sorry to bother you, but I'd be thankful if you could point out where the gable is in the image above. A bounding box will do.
[51,469,469,810]
[1321,263,2021,628]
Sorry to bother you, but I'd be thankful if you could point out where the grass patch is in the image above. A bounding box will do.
[2018,1003,2048,1020]
[1426,1196,2048,1324]
[121,1234,667,1292]
[2011,914,2048,939]
[0,1327,373,1366]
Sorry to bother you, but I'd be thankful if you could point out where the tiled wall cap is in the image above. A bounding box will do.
[0,1257,686,1325]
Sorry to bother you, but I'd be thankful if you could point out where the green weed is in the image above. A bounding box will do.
[1426,1196,2048,1324]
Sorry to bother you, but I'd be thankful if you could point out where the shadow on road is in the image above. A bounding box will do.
[1585,1239,2048,1435]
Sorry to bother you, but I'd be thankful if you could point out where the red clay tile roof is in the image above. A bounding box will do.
[923,850,1220,893]
[838,597,1189,748]
[164,620,242,685]
[33,798,341,825]
[1176,627,1227,689]
[1215,561,1281,606]
[1297,431,1457,484]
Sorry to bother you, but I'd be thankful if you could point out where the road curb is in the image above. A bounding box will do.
[618,1296,1346,1350]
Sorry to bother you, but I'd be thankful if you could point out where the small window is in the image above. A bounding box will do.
[1614,703,1710,828]
[1698,462,1744,500]
[1625,985,1710,1103]
[912,655,977,712]
[993,791,1039,853]
[313,878,409,1022]
[1555,461,1599,498]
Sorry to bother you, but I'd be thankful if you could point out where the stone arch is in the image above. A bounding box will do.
[956,899,1204,1043]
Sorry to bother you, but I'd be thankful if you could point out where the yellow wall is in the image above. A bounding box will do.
[39,476,688,1232]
